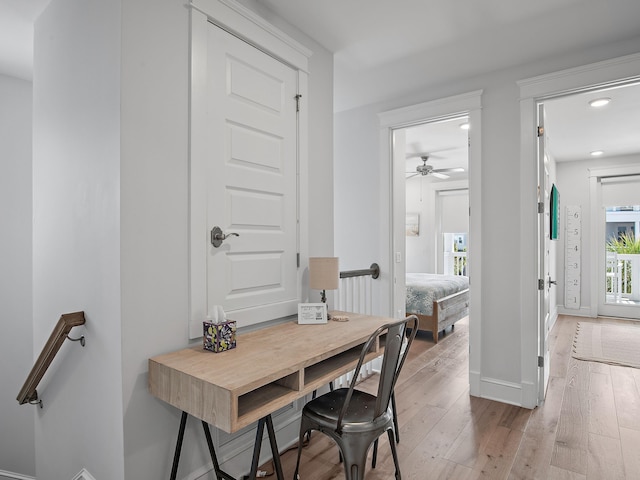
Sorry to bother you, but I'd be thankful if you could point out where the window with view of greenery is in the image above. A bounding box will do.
[606,232,640,296]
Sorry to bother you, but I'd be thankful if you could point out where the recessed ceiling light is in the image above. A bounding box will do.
[590,150,604,156]
[589,98,611,107]
[459,122,470,130]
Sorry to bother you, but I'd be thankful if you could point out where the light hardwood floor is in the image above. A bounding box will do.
[262,314,640,479]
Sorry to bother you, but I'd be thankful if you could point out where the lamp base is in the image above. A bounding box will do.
[320,291,331,320]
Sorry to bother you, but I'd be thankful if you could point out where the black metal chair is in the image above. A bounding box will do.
[293,315,418,480]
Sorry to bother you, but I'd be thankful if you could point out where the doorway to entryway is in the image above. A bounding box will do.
[519,54,640,407]
[542,82,640,321]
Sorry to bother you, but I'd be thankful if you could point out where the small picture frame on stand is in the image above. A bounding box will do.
[297,303,328,324]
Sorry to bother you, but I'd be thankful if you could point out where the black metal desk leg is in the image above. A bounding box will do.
[171,412,235,480]
[202,421,236,480]
[170,412,189,480]
[248,418,266,479]
[246,416,284,480]
[265,415,284,480]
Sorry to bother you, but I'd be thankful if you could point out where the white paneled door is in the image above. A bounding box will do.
[196,23,299,330]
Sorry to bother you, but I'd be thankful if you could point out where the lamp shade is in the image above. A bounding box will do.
[309,257,339,291]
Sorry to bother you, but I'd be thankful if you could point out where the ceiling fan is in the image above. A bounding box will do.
[407,156,464,179]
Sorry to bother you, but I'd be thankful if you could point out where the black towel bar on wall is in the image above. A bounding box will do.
[339,263,380,279]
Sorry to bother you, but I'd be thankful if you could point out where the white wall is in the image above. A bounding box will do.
[119,0,190,477]
[405,180,469,274]
[334,104,380,271]
[334,37,640,402]
[0,74,35,478]
[556,154,640,314]
[405,178,433,273]
[33,0,124,478]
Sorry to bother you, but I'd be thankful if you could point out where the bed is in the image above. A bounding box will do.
[406,273,469,343]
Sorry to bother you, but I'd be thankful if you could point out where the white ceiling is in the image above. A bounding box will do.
[403,116,470,183]
[544,82,640,162]
[2,0,640,168]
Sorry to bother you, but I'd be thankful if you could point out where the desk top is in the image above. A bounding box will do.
[148,311,393,432]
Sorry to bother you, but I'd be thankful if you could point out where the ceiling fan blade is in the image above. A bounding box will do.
[405,173,420,179]
[433,167,465,174]
[405,146,461,159]
[431,172,450,179]
[405,152,446,160]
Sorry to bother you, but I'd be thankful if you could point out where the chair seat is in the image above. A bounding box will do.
[293,316,419,480]
[303,388,393,433]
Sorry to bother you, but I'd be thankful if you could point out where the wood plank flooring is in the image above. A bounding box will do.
[260,315,640,479]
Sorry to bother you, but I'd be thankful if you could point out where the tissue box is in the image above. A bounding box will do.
[203,320,237,353]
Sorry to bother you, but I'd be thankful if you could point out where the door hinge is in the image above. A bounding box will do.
[538,201,544,213]
[295,94,302,112]
[537,125,544,137]
[297,252,300,268]
[538,278,544,290]
[538,355,544,367]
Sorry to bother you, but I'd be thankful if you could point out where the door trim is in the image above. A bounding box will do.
[378,90,483,396]
[191,0,311,71]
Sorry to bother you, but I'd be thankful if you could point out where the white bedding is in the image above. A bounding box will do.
[406,273,469,316]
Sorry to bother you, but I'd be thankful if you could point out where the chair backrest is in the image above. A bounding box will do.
[336,315,419,432]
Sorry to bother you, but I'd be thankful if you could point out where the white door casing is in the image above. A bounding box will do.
[189,2,310,338]
[537,103,551,403]
[392,127,407,319]
[379,90,483,396]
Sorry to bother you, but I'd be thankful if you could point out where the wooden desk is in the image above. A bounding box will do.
[148,311,393,479]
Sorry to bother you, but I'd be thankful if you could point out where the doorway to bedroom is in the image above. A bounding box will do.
[399,115,470,342]
[402,117,469,276]
[381,90,481,394]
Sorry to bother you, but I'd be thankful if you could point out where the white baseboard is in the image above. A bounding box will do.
[72,468,96,480]
[476,376,524,407]
[469,369,481,397]
[0,470,35,480]
[0,466,94,480]
[557,305,593,317]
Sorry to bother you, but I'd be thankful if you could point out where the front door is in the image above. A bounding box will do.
[194,23,300,331]
[537,103,551,403]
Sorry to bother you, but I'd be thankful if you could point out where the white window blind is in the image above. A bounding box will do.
[601,175,640,206]
[440,189,469,233]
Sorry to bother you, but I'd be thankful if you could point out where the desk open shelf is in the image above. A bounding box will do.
[238,381,298,419]
[149,312,393,433]
[304,340,379,388]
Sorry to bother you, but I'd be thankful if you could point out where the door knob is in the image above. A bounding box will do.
[211,226,239,248]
